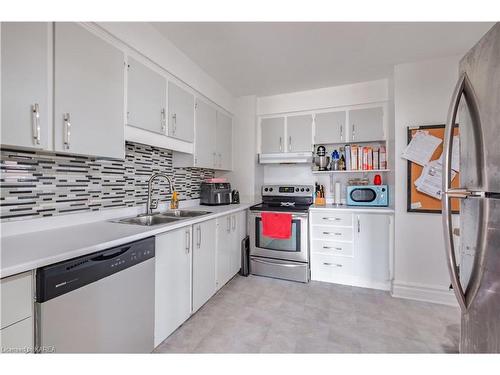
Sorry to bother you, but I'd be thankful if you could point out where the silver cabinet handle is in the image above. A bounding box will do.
[232,215,236,231]
[323,231,342,236]
[252,258,303,268]
[218,153,222,168]
[323,262,343,267]
[226,216,231,233]
[279,137,282,152]
[185,229,190,254]
[172,113,177,134]
[288,136,292,151]
[63,113,71,149]
[213,152,217,167]
[32,103,41,145]
[443,72,484,311]
[161,108,166,133]
[197,225,201,248]
[340,124,343,141]
[323,217,341,221]
[352,124,355,141]
[323,246,343,251]
[357,216,360,233]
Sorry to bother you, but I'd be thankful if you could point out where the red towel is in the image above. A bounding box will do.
[261,212,292,239]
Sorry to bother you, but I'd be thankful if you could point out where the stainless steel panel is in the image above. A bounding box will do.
[250,256,309,283]
[38,259,154,353]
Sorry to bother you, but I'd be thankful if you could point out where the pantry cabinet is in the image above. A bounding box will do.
[348,107,384,142]
[287,114,313,152]
[260,117,285,153]
[154,227,192,347]
[314,111,346,144]
[310,210,391,290]
[54,23,125,159]
[215,111,233,170]
[168,82,195,143]
[127,56,167,135]
[1,22,51,150]
[192,219,217,312]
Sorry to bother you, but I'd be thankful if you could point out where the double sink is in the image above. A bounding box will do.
[112,210,212,226]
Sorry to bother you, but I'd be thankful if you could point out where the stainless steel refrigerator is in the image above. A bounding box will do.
[442,22,500,353]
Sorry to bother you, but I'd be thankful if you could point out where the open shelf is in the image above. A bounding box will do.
[312,169,390,174]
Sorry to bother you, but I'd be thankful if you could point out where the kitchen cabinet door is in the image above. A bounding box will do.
[192,219,217,312]
[54,23,125,159]
[194,98,217,168]
[168,82,194,143]
[260,117,285,153]
[314,111,346,144]
[127,57,167,135]
[349,107,384,142]
[354,213,390,285]
[1,22,51,150]
[286,114,312,152]
[216,215,232,290]
[0,317,33,353]
[231,210,247,275]
[215,111,233,170]
[155,227,192,347]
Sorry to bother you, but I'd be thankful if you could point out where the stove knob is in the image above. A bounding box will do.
[295,188,299,192]
[264,188,268,192]
[306,188,310,192]
[301,188,305,192]
[269,188,273,192]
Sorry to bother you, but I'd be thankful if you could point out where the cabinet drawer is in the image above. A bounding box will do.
[311,212,353,227]
[312,226,353,242]
[0,317,33,352]
[1,272,32,330]
[312,240,353,257]
[311,254,354,283]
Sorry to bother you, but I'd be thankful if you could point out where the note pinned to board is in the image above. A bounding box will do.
[401,130,442,166]
[414,159,457,200]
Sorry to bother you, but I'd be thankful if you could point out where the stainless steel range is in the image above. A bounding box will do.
[249,184,314,283]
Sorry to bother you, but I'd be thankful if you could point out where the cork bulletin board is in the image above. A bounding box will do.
[407,124,460,214]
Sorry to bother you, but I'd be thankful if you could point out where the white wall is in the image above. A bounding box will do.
[97,22,234,113]
[392,56,460,305]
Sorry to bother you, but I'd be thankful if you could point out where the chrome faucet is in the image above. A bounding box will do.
[146,173,174,215]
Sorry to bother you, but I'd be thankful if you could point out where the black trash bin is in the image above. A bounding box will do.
[239,235,250,276]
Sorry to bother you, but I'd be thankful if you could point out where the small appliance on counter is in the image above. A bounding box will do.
[313,145,330,171]
[200,180,232,206]
[347,185,389,207]
[231,190,240,204]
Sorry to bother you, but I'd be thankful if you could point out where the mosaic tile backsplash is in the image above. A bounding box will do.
[0,142,215,221]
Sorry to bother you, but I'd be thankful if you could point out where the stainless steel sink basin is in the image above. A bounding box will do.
[114,215,182,226]
[159,210,212,218]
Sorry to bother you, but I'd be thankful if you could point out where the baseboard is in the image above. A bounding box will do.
[391,281,458,307]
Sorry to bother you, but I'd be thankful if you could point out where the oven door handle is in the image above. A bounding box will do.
[251,212,308,219]
[252,258,304,268]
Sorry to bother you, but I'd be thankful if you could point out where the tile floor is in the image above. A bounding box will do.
[154,275,460,353]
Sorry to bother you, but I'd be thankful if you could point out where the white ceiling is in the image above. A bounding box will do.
[152,22,494,97]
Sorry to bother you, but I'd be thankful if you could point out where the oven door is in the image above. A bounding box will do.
[249,211,308,262]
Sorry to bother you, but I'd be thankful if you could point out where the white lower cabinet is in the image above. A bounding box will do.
[0,271,34,352]
[310,210,391,290]
[192,219,217,312]
[154,227,192,347]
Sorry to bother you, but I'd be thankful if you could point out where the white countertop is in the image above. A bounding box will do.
[309,204,394,214]
[0,203,253,278]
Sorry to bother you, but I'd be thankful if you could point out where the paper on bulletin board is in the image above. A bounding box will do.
[414,159,456,200]
[401,131,442,166]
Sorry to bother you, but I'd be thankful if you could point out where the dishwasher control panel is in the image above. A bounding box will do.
[36,237,155,303]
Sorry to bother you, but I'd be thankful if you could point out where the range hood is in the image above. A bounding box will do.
[258,152,313,164]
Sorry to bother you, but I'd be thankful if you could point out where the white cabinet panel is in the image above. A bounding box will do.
[168,82,194,143]
[349,107,384,142]
[286,114,312,152]
[311,211,353,227]
[54,23,125,159]
[1,22,51,150]
[194,98,217,168]
[0,317,33,353]
[127,57,167,135]
[233,210,247,274]
[260,117,285,153]
[1,271,32,330]
[215,111,233,170]
[314,111,346,144]
[192,219,217,312]
[216,215,232,290]
[155,227,191,347]
[312,226,353,242]
[354,214,390,284]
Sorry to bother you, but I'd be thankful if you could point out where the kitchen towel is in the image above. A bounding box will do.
[261,212,292,239]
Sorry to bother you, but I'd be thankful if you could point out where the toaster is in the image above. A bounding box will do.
[200,182,232,206]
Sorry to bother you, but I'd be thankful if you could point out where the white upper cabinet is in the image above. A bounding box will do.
[286,114,312,152]
[168,82,194,143]
[194,98,217,168]
[215,111,233,170]
[1,22,51,150]
[260,117,285,153]
[127,56,167,135]
[348,107,384,142]
[314,111,346,144]
[54,23,125,159]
